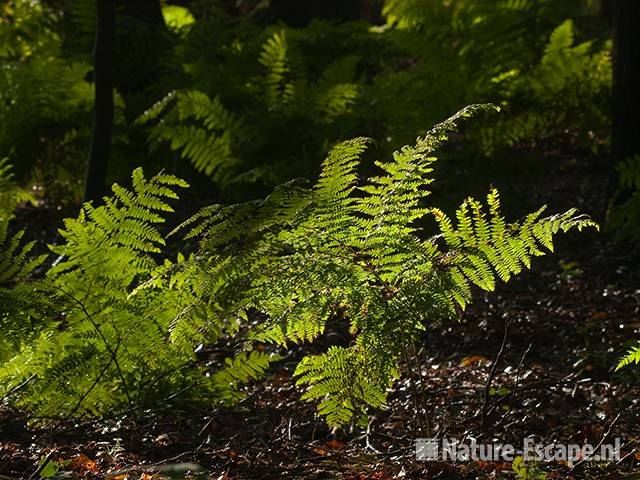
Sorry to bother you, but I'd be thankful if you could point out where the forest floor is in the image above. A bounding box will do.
[1,143,640,479]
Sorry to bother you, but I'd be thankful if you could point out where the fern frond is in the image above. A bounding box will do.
[213,350,282,403]
[0,158,34,219]
[294,346,391,427]
[173,105,596,426]
[616,343,640,371]
[140,91,243,181]
[259,30,297,108]
[0,168,202,418]
[0,160,45,285]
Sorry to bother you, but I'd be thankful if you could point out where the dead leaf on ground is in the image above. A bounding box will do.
[460,355,489,367]
[69,453,99,475]
[325,439,346,451]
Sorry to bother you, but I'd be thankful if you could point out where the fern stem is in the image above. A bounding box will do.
[0,374,36,404]
[52,285,133,407]
[64,353,115,421]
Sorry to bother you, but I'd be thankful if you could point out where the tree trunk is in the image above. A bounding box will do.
[612,0,640,162]
[113,0,167,113]
[118,0,165,26]
[84,0,116,203]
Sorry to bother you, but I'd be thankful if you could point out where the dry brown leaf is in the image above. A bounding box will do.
[312,447,328,456]
[325,439,346,451]
[69,453,99,474]
[460,355,489,367]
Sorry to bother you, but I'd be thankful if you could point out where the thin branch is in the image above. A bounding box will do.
[570,412,622,471]
[481,319,508,430]
[411,342,431,437]
[515,341,533,386]
[402,350,426,436]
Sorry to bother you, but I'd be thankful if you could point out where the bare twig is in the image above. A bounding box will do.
[481,319,508,430]
[411,343,431,436]
[403,350,426,437]
[616,448,637,465]
[515,342,533,386]
[570,412,622,471]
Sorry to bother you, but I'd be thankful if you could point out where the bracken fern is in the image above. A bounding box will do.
[174,105,597,426]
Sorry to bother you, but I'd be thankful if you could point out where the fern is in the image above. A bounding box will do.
[140,25,368,191]
[0,158,33,219]
[477,18,611,151]
[379,0,610,152]
[175,105,597,426]
[617,343,640,371]
[0,1,95,199]
[0,165,285,417]
[140,3,609,195]
[0,107,598,424]
[139,91,243,181]
[295,346,392,427]
[0,160,49,363]
[212,350,282,403]
[259,30,297,108]
[0,168,184,415]
[0,159,44,285]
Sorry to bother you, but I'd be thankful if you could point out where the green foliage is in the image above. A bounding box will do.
[138,1,610,198]
[213,350,281,403]
[141,24,370,192]
[0,0,58,58]
[0,166,279,417]
[380,0,611,152]
[0,158,33,218]
[477,18,611,152]
[0,0,94,198]
[513,456,547,480]
[0,160,49,364]
[3,1,610,202]
[174,105,596,426]
[162,5,196,31]
[140,90,243,183]
[616,343,640,371]
[0,1,611,425]
[0,159,44,289]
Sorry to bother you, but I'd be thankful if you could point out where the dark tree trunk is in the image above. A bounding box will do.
[612,0,640,162]
[118,0,165,25]
[113,0,167,114]
[84,0,116,203]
